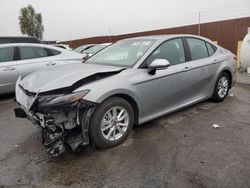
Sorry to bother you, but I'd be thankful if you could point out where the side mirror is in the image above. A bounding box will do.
[148,59,170,75]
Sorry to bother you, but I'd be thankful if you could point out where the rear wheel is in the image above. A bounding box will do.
[211,72,230,102]
[89,97,134,148]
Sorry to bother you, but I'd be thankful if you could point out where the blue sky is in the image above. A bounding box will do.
[0,0,250,41]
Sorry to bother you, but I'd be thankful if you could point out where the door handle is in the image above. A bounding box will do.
[213,59,219,64]
[2,67,16,71]
[183,66,192,72]
[46,62,57,66]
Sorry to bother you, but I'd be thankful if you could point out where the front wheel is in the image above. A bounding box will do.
[211,72,230,102]
[89,97,134,148]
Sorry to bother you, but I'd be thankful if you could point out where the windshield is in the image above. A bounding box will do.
[85,39,155,67]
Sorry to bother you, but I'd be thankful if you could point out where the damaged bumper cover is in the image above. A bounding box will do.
[15,86,97,157]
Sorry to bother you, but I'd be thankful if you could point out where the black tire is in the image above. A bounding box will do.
[211,72,230,103]
[89,97,134,148]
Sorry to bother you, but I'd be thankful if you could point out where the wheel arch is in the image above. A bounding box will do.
[97,93,140,125]
[113,93,139,125]
[219,69,233,89]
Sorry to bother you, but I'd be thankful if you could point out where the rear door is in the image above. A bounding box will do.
[17,46,61,78]
[184,37,218,99]
[0,47,19,94]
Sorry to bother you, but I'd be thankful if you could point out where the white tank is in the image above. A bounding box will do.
[240,33,250,70]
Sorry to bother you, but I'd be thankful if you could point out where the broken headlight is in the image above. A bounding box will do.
[38,90,90,108]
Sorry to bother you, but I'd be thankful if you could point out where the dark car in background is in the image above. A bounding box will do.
[0,36,40,44]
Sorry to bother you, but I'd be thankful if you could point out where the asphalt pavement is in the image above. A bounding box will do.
[0,84,250,188]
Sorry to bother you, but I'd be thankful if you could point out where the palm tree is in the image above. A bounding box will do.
[18,4,44,40]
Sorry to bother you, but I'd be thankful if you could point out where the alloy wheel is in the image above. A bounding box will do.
[217,76,229,98]
[101,106,129,141]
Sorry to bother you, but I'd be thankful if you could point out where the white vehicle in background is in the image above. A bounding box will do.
[82,43,111,56]
[73,44,95,53]
[53,44,72,50]
[0,43,85,95]
[73,43,111,60]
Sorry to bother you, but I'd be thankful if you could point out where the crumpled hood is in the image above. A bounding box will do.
[19,63,123,93]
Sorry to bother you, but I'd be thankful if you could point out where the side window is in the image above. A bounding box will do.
[20,47,49,60]
[146,38,185,67]
[186,38,209,60]
[0,47,14,62]
[206,42,216,56]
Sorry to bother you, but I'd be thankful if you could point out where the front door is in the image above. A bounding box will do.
[133,38,194,123]
[0,47,19,94]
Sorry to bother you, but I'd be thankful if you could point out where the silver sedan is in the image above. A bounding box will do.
[0,43,85,95]
[15,35,236,156]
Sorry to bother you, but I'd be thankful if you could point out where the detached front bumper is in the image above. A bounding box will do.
[15,100,96,156]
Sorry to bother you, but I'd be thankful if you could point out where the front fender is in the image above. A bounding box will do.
[96,88,141,105]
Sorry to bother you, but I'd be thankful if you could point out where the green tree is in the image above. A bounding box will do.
[18,4,44,40]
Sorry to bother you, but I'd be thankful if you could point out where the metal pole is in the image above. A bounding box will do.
[109,28,112,43]
[69,33,72,48]
[198,11,201,36]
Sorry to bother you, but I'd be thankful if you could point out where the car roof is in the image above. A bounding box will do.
[120,34,212,42]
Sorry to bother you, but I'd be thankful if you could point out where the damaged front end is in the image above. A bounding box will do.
[15,89,97,157]
[14,69,125,157]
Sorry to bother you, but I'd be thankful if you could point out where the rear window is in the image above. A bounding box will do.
[73,45,93,53]
[206,42,216,56]
[0,47,14,62]
[186,38,209,60]
[82,45,106,55]
[20,46,49,60]
[47,48,61,56]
